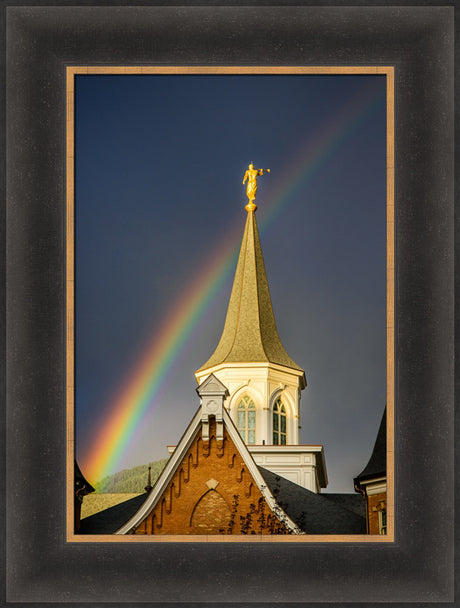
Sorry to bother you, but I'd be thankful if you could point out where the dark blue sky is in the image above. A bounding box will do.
[75,74,387,492]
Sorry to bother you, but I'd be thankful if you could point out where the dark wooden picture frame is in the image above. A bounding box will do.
[3,4,454,605]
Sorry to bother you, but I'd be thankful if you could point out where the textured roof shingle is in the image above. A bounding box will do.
[196,209,304,378]
[259,467,366,535]
[78,493,148,535]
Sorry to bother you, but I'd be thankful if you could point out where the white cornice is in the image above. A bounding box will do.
[248,445,324,453]
[247,445,328,489]
[195,361,306,384]
[362,479,387,495]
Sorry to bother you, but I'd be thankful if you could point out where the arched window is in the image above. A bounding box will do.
[273,398,287,445]
[237,396,256,444]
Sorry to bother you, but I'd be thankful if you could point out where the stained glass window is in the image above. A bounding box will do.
[273,398,287,445]
[237,396,256,444]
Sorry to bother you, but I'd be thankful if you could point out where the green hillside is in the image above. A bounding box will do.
[94,458,169,493]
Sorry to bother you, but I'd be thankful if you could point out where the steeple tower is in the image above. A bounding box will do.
[197,209,305,378]
[196,167,306,448]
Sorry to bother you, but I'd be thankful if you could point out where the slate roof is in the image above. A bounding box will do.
[196,208,305,380]
[321,493,367,518]
[259,467,366,535]
[354,407,386,486]
[78,493,148,535]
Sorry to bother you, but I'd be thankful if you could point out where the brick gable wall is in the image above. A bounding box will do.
[133,418,290,535]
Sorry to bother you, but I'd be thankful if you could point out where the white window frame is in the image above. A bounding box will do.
[237,396,256,444]
[272,397,287,445]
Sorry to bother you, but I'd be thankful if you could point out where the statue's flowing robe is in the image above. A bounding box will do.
[247,180,257,200]
[245,170,259,200]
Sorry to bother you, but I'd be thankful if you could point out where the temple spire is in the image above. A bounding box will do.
[144,465,152,493]
[197,187,304,382]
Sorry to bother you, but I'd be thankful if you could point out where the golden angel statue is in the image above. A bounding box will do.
[242,163,270,204]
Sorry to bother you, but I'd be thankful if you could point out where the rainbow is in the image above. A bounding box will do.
[79,80,385,484]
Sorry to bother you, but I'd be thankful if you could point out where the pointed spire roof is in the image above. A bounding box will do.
[354,407,387,487]
[197,208,304,379]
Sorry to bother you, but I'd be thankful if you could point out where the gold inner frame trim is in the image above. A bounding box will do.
[66,66,395,543]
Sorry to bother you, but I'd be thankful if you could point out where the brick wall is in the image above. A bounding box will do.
[134,418,290,535]
[367,492,386,535]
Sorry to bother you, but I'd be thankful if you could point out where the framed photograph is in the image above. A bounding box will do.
[67,66,393,544]
[4,4,454,605]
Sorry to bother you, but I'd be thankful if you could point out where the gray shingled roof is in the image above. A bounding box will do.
[259,467,366,535]
[78,493,148,535]
[321,493,367,518]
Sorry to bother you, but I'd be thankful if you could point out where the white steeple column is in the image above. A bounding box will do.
[195,362,303,446]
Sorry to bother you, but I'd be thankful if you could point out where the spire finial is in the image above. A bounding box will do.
[242,163,270,212]
[145,464,152,493]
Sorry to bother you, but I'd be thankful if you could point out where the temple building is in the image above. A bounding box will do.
[78,165,386,536]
